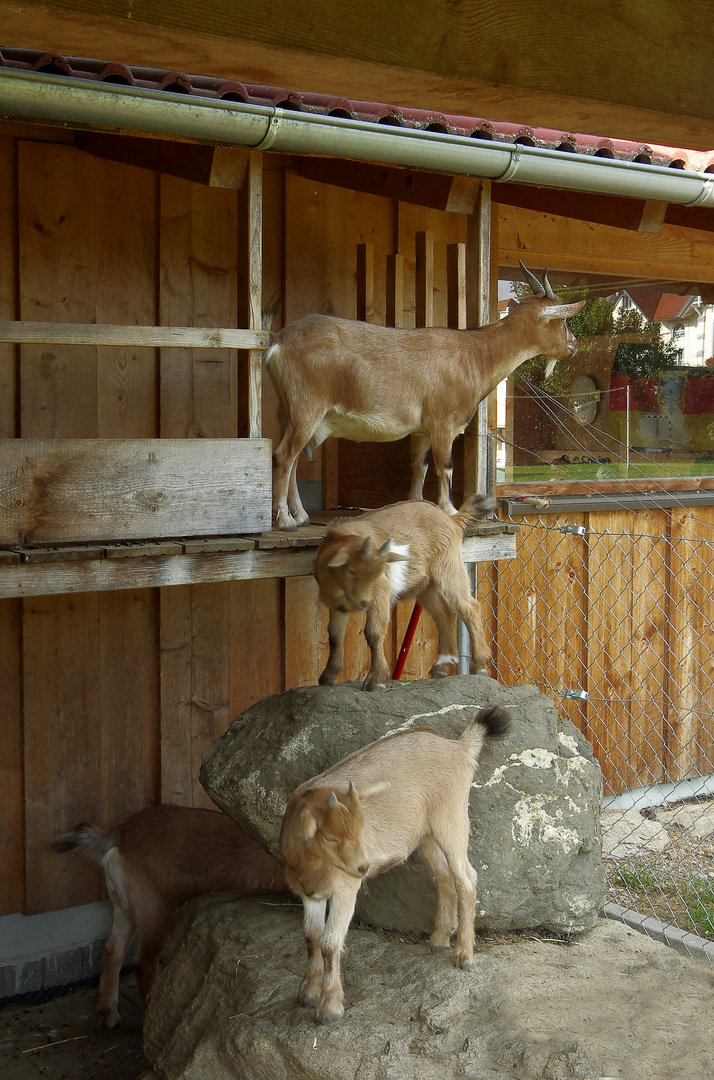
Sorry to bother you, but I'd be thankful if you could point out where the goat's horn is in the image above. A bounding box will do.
[348,779,356,796]
[378,538,392,558]
[519,259,545,296]
[327,791,339,807]
[360,537,373,557]
[542,268,556,301]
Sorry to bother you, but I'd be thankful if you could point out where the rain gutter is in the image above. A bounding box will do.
[3,66,714,208]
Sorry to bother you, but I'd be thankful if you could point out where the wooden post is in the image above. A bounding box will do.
[386,253,405,328]
[465,180,494,497]
[446,243,467,330]
[356,243,375,323]
[415,231,434,329]
[237,150,263,439]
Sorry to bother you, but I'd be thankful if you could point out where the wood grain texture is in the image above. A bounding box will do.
[0,438,271,543]
[0,321,268,350]
[0,598,23,913]
[0,137,17,440]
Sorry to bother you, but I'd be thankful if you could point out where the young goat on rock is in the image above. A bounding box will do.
[264,263,584,529]
[279,705,510,1023]
[53,804,288,1028]
[314,493,493,690]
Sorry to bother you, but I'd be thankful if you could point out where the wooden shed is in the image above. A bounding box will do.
[3,1,714,988]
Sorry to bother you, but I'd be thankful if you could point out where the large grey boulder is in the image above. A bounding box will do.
[201,676,605,934]
[143,893,714,1080]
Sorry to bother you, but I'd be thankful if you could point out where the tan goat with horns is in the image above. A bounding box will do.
[265,262,584,530]
[279,705,511,1023]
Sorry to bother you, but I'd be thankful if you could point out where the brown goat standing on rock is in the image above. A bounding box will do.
[279,705,510,1023]
[314,493,494,690]
[265,263,584,530]
[53,804,288,1028]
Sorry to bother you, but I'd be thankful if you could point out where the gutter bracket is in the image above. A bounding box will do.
[252,111,282,152]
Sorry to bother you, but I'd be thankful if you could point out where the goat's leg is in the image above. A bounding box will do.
[419,587,459,678]
[408,434,431,501]
[298,897,327,1007]
[96,902,136,1028]
[418,836,458,951]
[432,810,478,970]
[315,882,360,1023]
[272,415,321,530]
[436,557,490,673]
[286,456,310,528]
[319,609,348,685]
[428,431,458,515]
[362,589,392,690]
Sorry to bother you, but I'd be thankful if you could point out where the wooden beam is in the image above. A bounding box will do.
[493,183,674,235]
[0,321,268,350]
[0,530,517,598]
[0,438,271,544]
[295,158,482,213]
[79,133,251,188]
[5,2,714,149]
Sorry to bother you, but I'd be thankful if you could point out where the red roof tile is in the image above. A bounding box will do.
[2,46,714,173]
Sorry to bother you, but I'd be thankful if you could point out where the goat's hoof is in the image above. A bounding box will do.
[290,509,311,527]
[430,942,450,953]
[315,1002,344,1024]
[97,1008,120,1029]
[362,678,386,692]
[454,952,474,971]
[318,672,338,686]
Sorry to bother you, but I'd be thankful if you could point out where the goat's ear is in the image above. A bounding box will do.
[326,548,350,569]
[539,299,586,321]
[295,803,320,842]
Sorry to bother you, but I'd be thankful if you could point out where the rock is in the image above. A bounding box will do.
[656,803,714,839]
[201,675,605,935]
[601,808,670,858]
[143,893,714,1080]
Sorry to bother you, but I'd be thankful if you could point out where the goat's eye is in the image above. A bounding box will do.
[323,835,338,843]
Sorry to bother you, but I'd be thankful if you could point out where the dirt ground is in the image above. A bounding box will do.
[0,975,147,1080]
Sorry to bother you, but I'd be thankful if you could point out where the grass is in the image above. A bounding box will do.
[614,865,714,938]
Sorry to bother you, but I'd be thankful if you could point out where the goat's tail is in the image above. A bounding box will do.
[51,823,117,867]
[459,705,511,764]
[454,493,495,535]
[261,293,283,339]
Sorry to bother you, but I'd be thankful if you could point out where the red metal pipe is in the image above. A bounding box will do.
[392,602,423,680]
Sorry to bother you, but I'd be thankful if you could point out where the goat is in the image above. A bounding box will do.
[52,803,288,1028]
[278,705,510,1023]
[264,263,584,530]
[314,492,494,690]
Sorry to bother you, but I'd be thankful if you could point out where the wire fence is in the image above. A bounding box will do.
[490,375,714,957]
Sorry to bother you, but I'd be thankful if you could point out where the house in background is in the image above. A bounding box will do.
[613,289,714,366]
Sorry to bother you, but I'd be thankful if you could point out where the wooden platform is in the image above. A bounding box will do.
[0,519,519,598]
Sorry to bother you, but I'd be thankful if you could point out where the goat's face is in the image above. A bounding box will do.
[315,536,407,613]
[281,785,371,897]
[518,293,586,362]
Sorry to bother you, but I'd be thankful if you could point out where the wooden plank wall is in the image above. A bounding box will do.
[4,125,714,919]
[494,508,714,795]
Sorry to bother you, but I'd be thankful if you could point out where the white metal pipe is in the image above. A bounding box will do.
[3,68,714,208]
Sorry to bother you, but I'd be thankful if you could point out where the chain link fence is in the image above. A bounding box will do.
[484,498,714,957]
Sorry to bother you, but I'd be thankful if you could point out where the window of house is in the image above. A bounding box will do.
[498,281,714,487]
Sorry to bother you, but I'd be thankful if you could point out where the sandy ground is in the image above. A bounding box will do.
[0,975,147,1080]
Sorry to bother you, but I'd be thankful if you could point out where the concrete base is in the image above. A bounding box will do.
[0,901,115,1001]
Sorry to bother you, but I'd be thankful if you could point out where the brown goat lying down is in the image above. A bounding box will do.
[279,706,510,1023]
[314,493,494,690]
[53,804,288,1028]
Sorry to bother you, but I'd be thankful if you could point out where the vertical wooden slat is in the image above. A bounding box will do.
[446,243,466,330]
[285,576,328,689]
[464,180,492,498]
[0,137,17,439]
[356,242,374,323]
[414,230,434,329]
[386,253,405,329]
[237,150,263,440]
[159,176,238,438]
[0,598,23,915]
[229,578,284,715]
[160,583,232,809]
[23,595,103,913]
[99,590,161,825]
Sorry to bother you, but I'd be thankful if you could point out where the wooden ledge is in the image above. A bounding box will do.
[0,522,519,598]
